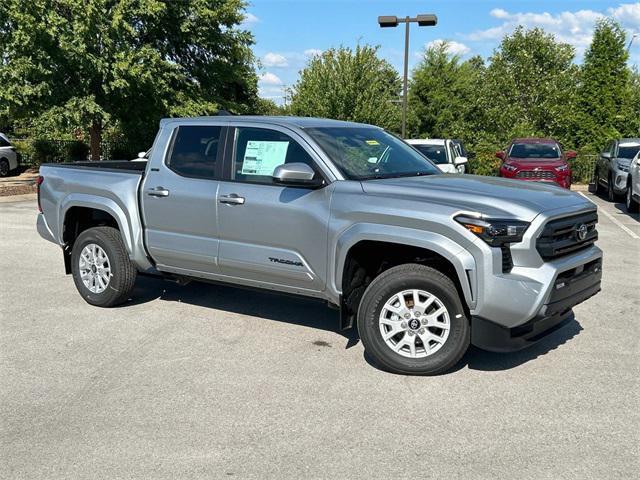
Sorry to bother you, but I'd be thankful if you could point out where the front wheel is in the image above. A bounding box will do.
[0,159,9,177]
[357,264,470,375]
[627,182,639,213]
[71,226,137,307]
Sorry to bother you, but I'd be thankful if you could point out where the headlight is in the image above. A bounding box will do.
[502,163,517,172]
[616,161,630,173]
[555,164,569,172]
[455,215,530,246]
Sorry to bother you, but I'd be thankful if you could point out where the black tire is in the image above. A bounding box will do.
[71,226,137,307]
[594,169,603,195]
[357,264,470,376]
[0,158,9,177]
[607,174,616,202]
[627,181,640,213]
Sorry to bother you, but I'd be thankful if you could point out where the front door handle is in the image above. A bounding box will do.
[147,187,170,197]
[218,193,245,205]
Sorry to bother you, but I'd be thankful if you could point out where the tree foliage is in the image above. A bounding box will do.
[577,19,632,149]
[289,45,401,131]
[0,0,259,157]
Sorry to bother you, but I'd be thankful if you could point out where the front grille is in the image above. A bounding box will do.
[501,245,513,273]
[536,211,598,260]
[516,170,556,179]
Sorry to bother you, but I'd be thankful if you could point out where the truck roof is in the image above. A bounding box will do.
[160,115,380,130]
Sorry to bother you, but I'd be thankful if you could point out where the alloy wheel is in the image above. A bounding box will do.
[378,289,450,358]
[79,243,112,293]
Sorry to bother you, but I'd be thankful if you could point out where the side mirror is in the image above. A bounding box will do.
[495,151,505,160]
[454,156,468,166]
[566,150,577,160]
[137,151,147,159]
[273,163,323,187]
[601,152,611,160]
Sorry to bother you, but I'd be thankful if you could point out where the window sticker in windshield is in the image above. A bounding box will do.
[365,140,380,146]
[241,141,289,175]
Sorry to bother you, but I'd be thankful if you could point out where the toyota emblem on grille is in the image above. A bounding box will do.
[576,223,588,241]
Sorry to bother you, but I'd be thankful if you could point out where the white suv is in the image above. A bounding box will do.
[0,133,20,177]
[406,138,468,173]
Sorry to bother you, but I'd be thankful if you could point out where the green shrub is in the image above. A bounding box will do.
[31,140,61,164]
[64,141,90,161]
[468,143,501,176]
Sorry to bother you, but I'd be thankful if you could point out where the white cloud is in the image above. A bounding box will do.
[259,72,283,86]
[426,39,471,56]
[467,3,640,58]
[304,49,323,58]
[262,52,288,67]
[241,12,259,26]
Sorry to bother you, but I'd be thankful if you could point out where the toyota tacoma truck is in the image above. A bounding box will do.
[36,116,602,375]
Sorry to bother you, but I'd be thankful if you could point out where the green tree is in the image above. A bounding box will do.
[408,42,485,141]
[289,45,401,131]
[577,19,632,149]
[0,0,258,158]
[479,27,579,147]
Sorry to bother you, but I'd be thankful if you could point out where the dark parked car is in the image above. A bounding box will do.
[497,138,576,189]
[594,138,640,201]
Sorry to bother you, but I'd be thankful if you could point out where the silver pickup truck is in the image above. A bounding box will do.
[37,116,602,375]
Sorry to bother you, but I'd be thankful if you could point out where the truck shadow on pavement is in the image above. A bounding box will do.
[126,276,583,374]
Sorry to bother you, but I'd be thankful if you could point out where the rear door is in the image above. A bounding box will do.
[215,124,332,293]
[141,123,226,275]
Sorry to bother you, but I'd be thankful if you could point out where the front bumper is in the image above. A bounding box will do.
[471,257,602,352]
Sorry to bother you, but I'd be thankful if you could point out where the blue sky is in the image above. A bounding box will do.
[242,1,640,104]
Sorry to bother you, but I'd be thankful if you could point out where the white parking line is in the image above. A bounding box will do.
[579,192,639,240]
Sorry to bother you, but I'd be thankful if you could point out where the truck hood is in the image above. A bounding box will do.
[360,174,590,221]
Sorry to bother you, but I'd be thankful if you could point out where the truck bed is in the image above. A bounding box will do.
[41,160,147,174]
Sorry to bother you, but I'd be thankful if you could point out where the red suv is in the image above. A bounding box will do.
[497,138,576,189]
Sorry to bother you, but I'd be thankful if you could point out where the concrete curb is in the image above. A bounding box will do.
[0,193,37,203]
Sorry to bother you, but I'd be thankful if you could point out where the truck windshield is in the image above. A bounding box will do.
[618,144,640,159]
[305,127,441,180]
[411,144,448,164]
[509,143,560,159]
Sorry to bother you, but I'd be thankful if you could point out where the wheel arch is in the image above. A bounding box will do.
[333,224,476,316]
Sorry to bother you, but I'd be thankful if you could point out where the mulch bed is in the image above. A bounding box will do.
[0,184,38,197]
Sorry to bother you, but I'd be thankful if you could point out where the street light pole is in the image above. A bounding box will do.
[628,33,638,52]
[379,14,437,138]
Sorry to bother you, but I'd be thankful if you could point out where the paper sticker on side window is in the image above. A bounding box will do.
[241,140,289,175]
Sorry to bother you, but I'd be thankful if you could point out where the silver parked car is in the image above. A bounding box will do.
[595,138,640,201]
[0,132,20,177]
[36,116,602,375]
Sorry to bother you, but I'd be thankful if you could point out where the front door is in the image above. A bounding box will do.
[216,125,332,293]
[141,124,225,275]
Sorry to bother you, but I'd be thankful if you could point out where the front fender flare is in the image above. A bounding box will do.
[331,223,476,308]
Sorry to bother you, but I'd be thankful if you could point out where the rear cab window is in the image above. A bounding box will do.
[166,125,223,180]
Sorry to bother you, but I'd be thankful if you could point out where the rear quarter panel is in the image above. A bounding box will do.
[39,165,153,271]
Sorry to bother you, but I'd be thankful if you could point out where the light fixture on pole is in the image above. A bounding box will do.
[628,33,638,52]
[378,13,437,138]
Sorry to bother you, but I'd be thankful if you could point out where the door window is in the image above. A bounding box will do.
[233,127,317,185]
[166,126,222,179]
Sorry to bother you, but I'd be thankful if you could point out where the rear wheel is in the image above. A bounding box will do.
[71,226,137,307]
[0,159,9,177]
[594,169,603,195]
[357,264,470,375]
[627,181,639,213]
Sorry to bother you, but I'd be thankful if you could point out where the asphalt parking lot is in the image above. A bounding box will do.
[1,192,638,479]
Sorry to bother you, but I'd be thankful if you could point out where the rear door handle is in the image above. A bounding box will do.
[218,193,245,205]
[147,187,170,197]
